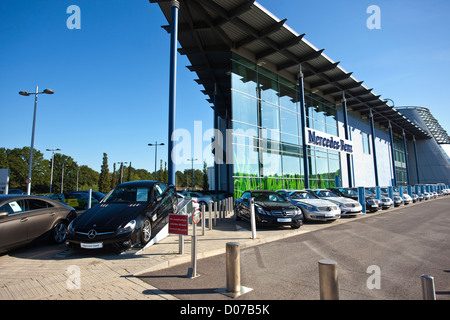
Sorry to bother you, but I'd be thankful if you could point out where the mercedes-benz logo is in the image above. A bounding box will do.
[327,207,332,211]
[88,229,97,239]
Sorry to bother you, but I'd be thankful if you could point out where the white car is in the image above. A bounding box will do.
[402,193,413,204]
[307,189,362,216]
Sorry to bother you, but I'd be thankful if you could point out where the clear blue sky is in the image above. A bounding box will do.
[1,0,449,174]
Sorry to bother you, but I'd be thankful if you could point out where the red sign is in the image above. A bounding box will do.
[169,214,189,235]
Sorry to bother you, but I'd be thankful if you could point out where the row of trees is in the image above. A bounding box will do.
[1,147,210,194]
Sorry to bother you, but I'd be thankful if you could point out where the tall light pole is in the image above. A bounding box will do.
[116,162,128,184]
[46,148,61,195]
[148,142,164,180]
[19,86,54,195]
[187,158,198,190]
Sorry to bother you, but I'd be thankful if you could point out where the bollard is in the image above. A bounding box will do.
[201,204,205,236]
[214,201,217,226]
[187,214,199,278]
[318,259,339,300]
[226,242,240,293]
[250,197,257,239]
[179,234,184,254]
[208,202,212,230]
[88,188,92,209]
[421,275,436,300]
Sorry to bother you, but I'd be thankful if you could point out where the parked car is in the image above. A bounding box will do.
[330,187,380,212]
[182,191,214,209]
[66,181,177,251]
[393,195,403,207]
[366,188,393,210]
[69,191,106,202]
[306,189,362,216]
[277,189,340,222]
[328,187,359,201]
[401,192,413,205]
[50,192,99,210]
[0,195,77,253]
[234,190,302,229]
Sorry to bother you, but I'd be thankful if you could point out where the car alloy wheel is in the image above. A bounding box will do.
[141,218,152,245]
[51,221,68,244]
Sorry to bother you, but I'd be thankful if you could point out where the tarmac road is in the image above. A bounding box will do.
[138,197,450,300]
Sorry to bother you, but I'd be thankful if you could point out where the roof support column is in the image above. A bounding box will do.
[298,65,309,189]
[369,109,379,186]
[388,121,397,186]
[167,0,179,186]
[213,83,219,191]
[402,129,411,185]
[413,136,420,184]
[342,92,353,187]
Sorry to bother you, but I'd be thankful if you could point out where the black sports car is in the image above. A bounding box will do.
[234,190,303,229]
[66,181,177,251]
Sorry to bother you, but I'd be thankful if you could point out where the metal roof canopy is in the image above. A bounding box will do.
[150,0,431,140]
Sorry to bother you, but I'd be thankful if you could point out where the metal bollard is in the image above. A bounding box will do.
[208,202,212,230]
[421,275,436,300]
[226,242,240,293]
[214,201,217,226]
[318,259,339,300]
[250,197,257,239]
[201,204,205,236]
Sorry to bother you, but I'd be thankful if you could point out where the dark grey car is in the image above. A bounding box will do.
[0,195,77,253]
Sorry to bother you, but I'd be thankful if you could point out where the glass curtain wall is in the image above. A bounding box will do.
[231,53,340,198]
[393,138,408,185]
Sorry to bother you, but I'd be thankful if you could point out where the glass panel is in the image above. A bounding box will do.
[232,92,258,126]
[258,71,279,105]
[233,144,259,177]
[232,64,257,97]
[234,177,260,199]
[261,151,281,178]
[279,83,298,112]
[261,101,280,131]
[280,108,299,137]
[282,154,302,178]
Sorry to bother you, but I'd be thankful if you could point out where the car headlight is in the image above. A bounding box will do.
[303,204,316,211]
[256,206,269,215]
[67,220,75,234]
[117,220,136,235]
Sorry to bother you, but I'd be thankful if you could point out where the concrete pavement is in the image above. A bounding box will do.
[0,197,444,300]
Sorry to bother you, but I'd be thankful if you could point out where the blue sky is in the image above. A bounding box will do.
[1,0,449,174]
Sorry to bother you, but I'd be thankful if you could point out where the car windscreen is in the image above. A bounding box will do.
[317,191,339,197]
[290,192,317,200]
[252,192,286,202]
[102,187,151,203]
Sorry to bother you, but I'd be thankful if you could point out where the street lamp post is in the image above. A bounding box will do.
[116,162,128,184]
[46,148,61,195]
[187,158,198,190]
[148,142,164,181]
[19,86,54,195]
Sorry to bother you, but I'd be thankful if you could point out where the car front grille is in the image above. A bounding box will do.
[317,206,338,211]
[270,209,298,217]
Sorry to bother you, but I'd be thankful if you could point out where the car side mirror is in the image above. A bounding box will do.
[0,211,8,218]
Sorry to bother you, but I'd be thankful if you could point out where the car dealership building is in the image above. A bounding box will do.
[151,0,450,198]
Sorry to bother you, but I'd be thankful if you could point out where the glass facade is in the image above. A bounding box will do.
[393,138,408,185]
[231,53,341,198]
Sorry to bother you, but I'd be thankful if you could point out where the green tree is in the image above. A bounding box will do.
[203,161,209,190]
[98,153,110,193]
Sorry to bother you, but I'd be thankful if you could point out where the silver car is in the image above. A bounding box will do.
[307,189,362,216]
[277,190,340,222]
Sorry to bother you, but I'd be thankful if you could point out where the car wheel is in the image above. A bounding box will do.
[140,218,152,245]
[291,223,301,229]
[235,207,242,221]
[51,220,68,244]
